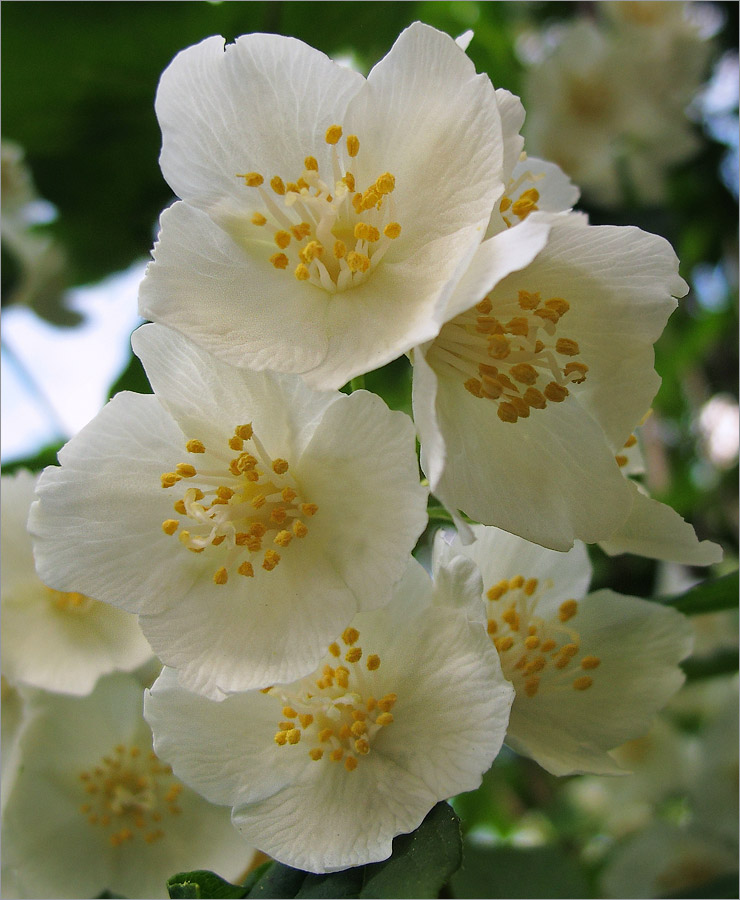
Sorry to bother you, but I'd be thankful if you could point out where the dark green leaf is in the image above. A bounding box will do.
[359,802,462,898]
[2,441,64,475]
[660,572,739,615]
[682,647,739,681]
[167,869,248,899]
[450,843,593,899]
[245,862,307,898]
[296,869,365,898]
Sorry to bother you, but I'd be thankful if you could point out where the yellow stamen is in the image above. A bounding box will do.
[325,125,343,145]
[185,439,205,453]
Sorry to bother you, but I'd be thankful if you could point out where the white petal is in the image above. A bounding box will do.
[600,481,723,565]
[138,203,330,376]
[506,589,693,775]
[494,88,526,183]
[156,34,364,221]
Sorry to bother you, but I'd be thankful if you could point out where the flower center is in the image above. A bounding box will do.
[237,125,402,294]
[44,585,96,614]
[160,423,318,584]
[428,288,588,424]
[267,626,396,773]
[78,743,183,847]
[485,575,600,698]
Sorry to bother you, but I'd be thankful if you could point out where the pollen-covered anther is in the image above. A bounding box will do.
[558,600,578,622]
[262,550,280,571]
[185,439,206,454]
[366,654,380,671]
[345,647,362,664]
[580,655,601,669]
[572,675,593,691]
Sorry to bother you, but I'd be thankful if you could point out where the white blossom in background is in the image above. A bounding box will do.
[1,470,153,696]
[1,673,253,899]
[144,556,514,874]
[414,209,688,551]
[139,22,509,389]
[433,526,694,775]
[521,3,714,206]
[29,324,427,698]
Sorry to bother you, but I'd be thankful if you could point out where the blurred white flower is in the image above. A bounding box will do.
[1,470,153,696]
[145,557,514,874]
[1,673,253,899]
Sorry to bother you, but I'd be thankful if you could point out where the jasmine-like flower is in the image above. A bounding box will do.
[414,211,689,550]
[1,673,253,899]
[29,324,427,697]
[144,557,514,874]
[138,22,509,389]
[434,525,694,775]
[1,470,153,696]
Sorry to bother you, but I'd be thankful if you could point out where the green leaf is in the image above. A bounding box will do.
[682,647,739,681]
[660,572,739,615]
[168,869,248,899]
[245,862,307,898]
[450,843,593,899]
[296,869,365,898]
[662,872,740,899]
[358,802,463,898]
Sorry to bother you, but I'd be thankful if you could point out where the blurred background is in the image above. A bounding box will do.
[2,3,737,897]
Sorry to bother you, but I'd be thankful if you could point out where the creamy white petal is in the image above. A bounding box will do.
[600,481,723,565]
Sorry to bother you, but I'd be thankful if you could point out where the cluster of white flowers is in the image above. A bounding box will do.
[6,21,724,890]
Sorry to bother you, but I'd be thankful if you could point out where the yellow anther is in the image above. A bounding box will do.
[354,738,370,755]
[344,756,358,772]
[161,519,179,535]
[524,578,538,596]
[503,316,528,337]
[318,728,333,743]
[339,724,352,740]
[346,251,370,273]
[556,338,580,356]
[521,387,545,410]
[294,264,310,281]
[161,472,180,488]
[616,454,628,467]
[366,697,377,711]
[518,290,540,310]
[375,172,395,194]
[377,693,397,711]
[524,676,540,697]
[228,436,244,451]
[581,655,601,669]
[300,240,324,262]
[286,729,301,744]
[240,172,264,187]
[345,647,362,664]
[366,654,380,671]
[511,197,537,218]
[298,714,314,729]
[544,382,569,403]
[185,439,206,453]
[510,363,539,385]
[376,712,393,726]
[296,177,309,191]
[487,581,509,601]
[534,306,559,324]
[541,639,556,652]
[625,433,638,448]
[292,520,308,538]
[175,463,197,478]
[497,402,518,424]
[235,424,253,440]
[285,182,298,193]
[345,134,360,157]
[274,731,288,746]
[251,212,267,226]
[270,176,286,195]
[520,188,540,204]
[274,530,293,547]
[494,636,514,652]
[342,627,360,646]
[335,667,349,688]
[211,535,226,546]
[573,675,593,691]
[502,608,520,631]
[238,562,254,578]
[309,748,323,761]
[329,748,344,762]
[251,494,266,509]
[328,642,341,658]
[559,600,578,622]
[274,230,291,249]
[278,721,293,731]
[464,378,483,398]
[564,362,588,383]
[354,222,380,243]
[304,155,319,172]
[333,239,347,259]
[525,656,546,674]
[488,334,511,360]
[524,636,540,650]
[475,298,492,316]
[382,222,401,240]
[291,223,311,241]
[272,459,289,475]
[487,619,498,635]
[545,296,569,316]
[510,576,525,589]
[262,550,281,571]
[270,253,289,270]
[283,706,297,718]
[269,507,287,525]
[213,567,228,585]
[325,124,343,145]
[350,721,367,737]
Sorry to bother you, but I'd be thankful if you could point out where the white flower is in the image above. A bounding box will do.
[144,557,514,874]
[29,324,427,698]
[1,470,153,696]
[414,211,687,550]
[1,672,253,899]
[433,525,694,775]
[521,10,712,206]
[138,23,508,389]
